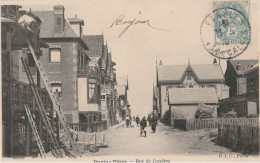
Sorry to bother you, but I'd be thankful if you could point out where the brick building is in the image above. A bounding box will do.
[32,5,89,123]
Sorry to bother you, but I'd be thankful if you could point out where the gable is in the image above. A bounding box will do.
[158,64,224,84]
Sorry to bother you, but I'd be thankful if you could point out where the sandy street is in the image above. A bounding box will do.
[91,122,237,156]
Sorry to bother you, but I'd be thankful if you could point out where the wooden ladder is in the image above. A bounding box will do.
[24,105,46,158]
[26,38,80,156]
[21,57,63,158]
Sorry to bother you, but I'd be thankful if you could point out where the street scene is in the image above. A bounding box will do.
[1,0,260,162]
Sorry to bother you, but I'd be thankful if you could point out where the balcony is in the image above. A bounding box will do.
[78,65,101,80]
[2,79,52,111]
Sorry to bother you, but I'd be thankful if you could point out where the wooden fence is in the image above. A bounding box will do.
[59,120,107,133]
[217,118,259,154]
[186,118,218,130]
[185,118,259,154]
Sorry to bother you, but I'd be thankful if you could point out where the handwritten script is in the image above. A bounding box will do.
[110,14,170,38]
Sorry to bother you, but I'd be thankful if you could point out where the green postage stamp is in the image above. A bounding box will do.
[213,1,250,45]
[200,0,251,59]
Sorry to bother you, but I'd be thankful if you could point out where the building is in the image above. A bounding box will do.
[168,88,218,128]
[83,35,117,127]
[115,75,130,121]
[218,59,259,117]
[32,5,90,123]
[224,59,258,97]
[1,5,54,157]
[152,85,160,117]
[156,60,228,121]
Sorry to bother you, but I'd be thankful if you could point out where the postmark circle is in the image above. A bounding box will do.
[200,7,251,59]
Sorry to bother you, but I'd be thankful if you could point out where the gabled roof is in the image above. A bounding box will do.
[33,11,78,38]
[115,85,126,96]
[168,88,218,105]
[228,59,258,75]
[158,64,224,84]
[83,35,104,58]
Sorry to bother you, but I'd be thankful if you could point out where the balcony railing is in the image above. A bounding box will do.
[2,79,52,109]
[78,65,101,80]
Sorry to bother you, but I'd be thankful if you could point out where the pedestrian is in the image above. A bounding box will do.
[129,116,132,125]
[136,115,140,127]
[151,115,157,133]
[126,115,130,127]
[140,116,147,137]
[147,114,151,126]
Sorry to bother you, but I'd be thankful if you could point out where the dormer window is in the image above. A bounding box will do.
[187,70,192,80]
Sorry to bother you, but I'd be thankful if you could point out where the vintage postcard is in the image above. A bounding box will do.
[0,0,259,162]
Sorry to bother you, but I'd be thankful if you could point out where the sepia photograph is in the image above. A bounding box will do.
[0,0,259,162]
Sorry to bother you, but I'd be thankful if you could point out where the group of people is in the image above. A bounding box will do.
[125,114,158,137]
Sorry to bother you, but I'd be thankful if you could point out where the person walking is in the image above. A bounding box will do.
[136,115,140,127]
[126,115,130,127]
[140,116,147,137]
[151,115,157,133]
[129,116,132,125]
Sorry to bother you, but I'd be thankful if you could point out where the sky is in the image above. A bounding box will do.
[15,0,259,118]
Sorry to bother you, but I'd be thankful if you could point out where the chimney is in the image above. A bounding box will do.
[236,62,241,71]
[213,58,217,64]
[159,60,162,66]
[53,5,65,34]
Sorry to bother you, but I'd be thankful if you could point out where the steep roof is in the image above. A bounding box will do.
[168,88,218,105]
[229,59,258,75]
[33,11,78,38]
[158,64,224,84]
[115,85,126,96]
[83,35,104,58]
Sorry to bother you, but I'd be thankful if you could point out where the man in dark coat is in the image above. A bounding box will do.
[140,116,147,137]
[136,115,140,127]
[151,115,157,133]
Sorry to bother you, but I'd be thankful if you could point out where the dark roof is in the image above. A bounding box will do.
[229,59,258,75]
[68,17,84,25]
[168,88,218,105]
[158,64,224,84]
[83,35,104,58]
[33,11,78,38]
[33,11,88,49]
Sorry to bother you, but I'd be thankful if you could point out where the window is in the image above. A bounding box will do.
[28,53,35,67]
[101,95,106,100]
[51,83,62,97]
[187,70,192,80]
[88,83,96,103]
[50,48,61,62]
